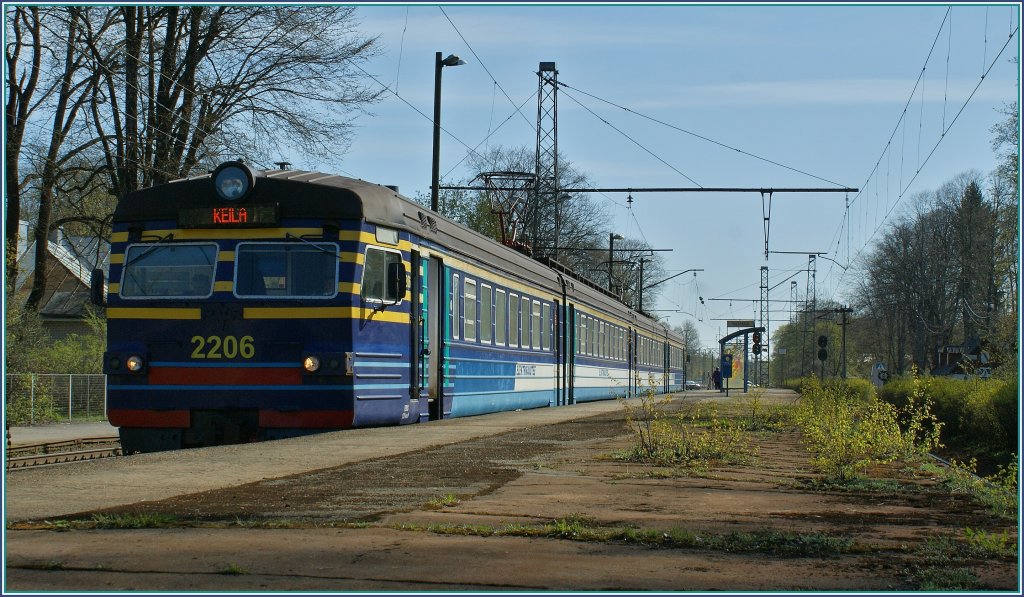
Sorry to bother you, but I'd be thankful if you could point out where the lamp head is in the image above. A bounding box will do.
[441,54,466,67]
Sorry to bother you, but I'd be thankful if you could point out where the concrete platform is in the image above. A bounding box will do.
[6,422,119,447]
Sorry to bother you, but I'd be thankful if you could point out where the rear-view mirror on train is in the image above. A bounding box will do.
[90,268,106,306]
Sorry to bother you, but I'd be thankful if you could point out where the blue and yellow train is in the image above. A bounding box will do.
[96,161,688,453]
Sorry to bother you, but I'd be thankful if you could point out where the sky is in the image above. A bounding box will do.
[287,2,1021,351]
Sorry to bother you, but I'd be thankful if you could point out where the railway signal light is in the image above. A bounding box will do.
[752,330,762,354]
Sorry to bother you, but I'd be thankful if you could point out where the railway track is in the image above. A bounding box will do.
[6,437,122,470]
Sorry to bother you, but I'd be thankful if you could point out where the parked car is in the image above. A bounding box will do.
[684,380,702,390]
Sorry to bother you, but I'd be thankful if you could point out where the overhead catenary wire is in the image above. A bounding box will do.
[830,21,1019,291]
[557,81,849,189]
[559,88,702,187]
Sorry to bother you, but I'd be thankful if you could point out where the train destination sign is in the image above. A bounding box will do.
[179,204,279,228]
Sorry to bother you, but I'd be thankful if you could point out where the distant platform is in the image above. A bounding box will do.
[6,422,119,447]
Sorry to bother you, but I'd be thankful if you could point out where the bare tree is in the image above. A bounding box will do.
[22,8,102,310]
[5,5,43,289]
[82,5,383,196]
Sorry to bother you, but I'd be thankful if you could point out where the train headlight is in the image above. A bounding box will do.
[126,355,144,372]
[212,161,256,202]
[303,355,321,372]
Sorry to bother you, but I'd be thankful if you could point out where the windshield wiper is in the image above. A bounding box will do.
[124,233,175,268]
[285,233,340,258]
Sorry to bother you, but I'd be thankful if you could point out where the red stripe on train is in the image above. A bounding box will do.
[259,410,354,428]
[107,409,353,429]
[148,366,302,385]
[108,409,190,428]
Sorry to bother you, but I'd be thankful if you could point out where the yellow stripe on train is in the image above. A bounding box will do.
[106,308,202,320]
[110,229,412,250]
[243,306,409,323]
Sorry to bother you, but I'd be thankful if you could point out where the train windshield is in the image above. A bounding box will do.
[234,242,338,298]
[120,243,218,298]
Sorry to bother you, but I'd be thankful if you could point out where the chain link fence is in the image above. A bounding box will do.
[4,374,107,425]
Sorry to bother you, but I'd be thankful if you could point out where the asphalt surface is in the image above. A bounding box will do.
[5,397,633,522]
[8,389,1015,592]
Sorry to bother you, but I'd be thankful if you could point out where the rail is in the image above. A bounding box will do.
[6,436,121,470]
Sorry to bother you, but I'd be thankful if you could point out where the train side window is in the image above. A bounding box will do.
[531,300,541,351]
[451,274,460,340]
[464,278,477,342]
[579,316,587,355]
[509,293,519,348]
[520,296,530,349]
[495,289,507,346]
[360,246,403,303]
[574,314,580,355]
[480,283,493,344]
[541,303,551,352]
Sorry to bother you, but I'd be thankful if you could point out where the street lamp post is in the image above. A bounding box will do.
[431,52,466,213]
[608,233,622,292]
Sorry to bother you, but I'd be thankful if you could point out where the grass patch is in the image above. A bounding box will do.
[400,516,852,557]
[426,493,461,509]
[915,566,979,590]
[22,560,66,570]
[90,512,178,529]
[908,531,1017,590]
[619,391,754,469]
[219,564,248,575]
[801,477,905,494]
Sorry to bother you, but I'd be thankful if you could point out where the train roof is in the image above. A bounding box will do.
[116,166,680,342]
[113,168,409,227]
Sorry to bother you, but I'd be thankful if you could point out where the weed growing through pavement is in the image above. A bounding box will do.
[402,516,854,557]
[89,512,178,529]
[426,493,461,509]
[618,378,752,469]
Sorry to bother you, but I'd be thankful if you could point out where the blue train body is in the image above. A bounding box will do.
[100,162,688,453]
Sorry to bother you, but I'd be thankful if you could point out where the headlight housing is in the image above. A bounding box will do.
[212,161,256,202]
[303,355,321,372]
[126,355,144,372]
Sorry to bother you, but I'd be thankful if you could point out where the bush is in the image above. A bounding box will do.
[793,376,942,482]
[878,373,1018,468]
[4,376,60,425]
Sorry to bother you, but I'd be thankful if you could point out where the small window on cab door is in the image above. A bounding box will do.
[361,246,404,303]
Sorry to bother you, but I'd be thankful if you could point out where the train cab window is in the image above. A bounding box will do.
[120,243,218,299]
[235,242,339,299]
[480,284,493,344]
[495,289,507,346]
[359,246,403,303]
[464,279,477,341]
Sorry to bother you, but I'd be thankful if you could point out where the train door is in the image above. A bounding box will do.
[622,329,630,399]
[426,255,444,420]
[562,303,576,406]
